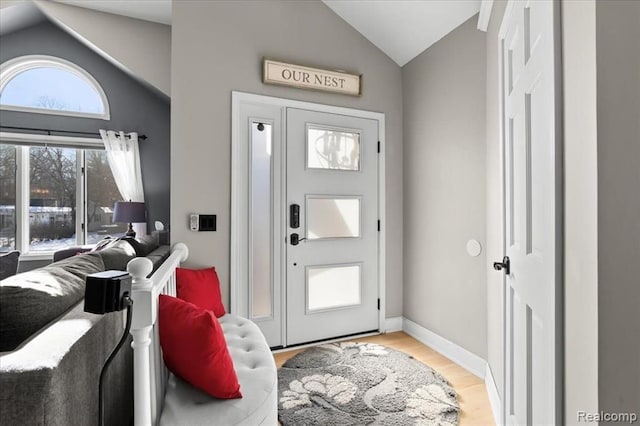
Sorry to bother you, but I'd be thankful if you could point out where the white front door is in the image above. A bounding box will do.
[499,1,561,424]
[232,94,384,349]
[285,108,379,345]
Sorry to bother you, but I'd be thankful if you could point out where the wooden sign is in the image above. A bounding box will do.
[263,59,361,96]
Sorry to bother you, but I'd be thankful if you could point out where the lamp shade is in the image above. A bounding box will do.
[113,201,146,224]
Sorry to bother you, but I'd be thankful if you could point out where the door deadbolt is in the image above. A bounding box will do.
[290,204,300,229]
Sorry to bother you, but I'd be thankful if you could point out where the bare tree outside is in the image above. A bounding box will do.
[29,146,77,248]
[1,140,126,251]
[86,150,127,242]
[0,145,16,251]
[36,95,69,111]
[86,150,120,209]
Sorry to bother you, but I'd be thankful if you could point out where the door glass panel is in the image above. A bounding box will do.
[29,146,77,251]
[307,197,360,239]
[307,126,360,171]
[307,264,361,311]
[251,122,273,318]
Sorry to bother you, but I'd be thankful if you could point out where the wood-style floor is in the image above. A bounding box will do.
[273,331,495,425]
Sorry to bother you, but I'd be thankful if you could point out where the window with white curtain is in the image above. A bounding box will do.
[0,140,127,254]
[0,55,122,255]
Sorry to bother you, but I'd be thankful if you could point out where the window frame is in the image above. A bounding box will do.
[0,55,111,120]
[1,132,114,259]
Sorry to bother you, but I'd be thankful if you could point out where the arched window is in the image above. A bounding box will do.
[0,55,110,120]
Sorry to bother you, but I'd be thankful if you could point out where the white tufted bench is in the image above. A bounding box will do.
[127,247,278,426]
[159,314,278,426]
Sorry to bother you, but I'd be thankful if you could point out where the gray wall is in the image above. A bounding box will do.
[402,15,488,358]
[35,0,171,96]
[562,0,599,422]
[171,0,403,316]
[0,22,170,239]
[485,0,507,400]
[596,0,640,415]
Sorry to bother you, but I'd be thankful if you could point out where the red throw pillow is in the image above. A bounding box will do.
[158,295,242,399]
[176,267,226,317]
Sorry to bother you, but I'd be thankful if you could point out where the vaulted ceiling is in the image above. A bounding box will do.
[1,0,483,67]
[322,0,481,66]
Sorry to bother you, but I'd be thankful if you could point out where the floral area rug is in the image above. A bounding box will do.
[278,342,459,425]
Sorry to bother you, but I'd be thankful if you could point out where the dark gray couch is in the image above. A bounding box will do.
[0,239,170,426]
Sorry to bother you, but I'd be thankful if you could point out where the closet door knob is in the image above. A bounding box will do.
[493,256,510,275]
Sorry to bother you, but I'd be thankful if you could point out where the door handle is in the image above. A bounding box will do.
[493,256,510,275]
[290,233,306,246]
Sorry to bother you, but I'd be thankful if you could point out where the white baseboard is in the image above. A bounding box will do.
[485,363,502,425]
[383,316,403,332]
[402,318,486,378]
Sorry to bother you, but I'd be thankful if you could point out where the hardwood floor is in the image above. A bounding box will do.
[273,332,495,425]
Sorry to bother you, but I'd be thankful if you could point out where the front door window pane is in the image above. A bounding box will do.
[0,144,16,252]
[86,150,127,243]
[307,197,361,240]
[307,264,361,311]
[307,126,360,171]
[29,147,76,251]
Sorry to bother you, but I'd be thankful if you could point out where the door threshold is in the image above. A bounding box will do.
[271,329,380,353]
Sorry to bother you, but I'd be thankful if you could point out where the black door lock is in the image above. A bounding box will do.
[290,204,300,229]
[493,256,510,275]
[290,233,306,246]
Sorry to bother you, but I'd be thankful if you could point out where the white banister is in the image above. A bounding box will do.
[129,257,154,426]
[131,327,153,426]
[128,243,189,426]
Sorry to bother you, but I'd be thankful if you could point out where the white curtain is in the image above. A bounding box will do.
[100,129,146,236]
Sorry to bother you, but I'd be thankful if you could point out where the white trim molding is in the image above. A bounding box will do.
[403,318,486,378]
[485,363,502,425]
[383,317,403,333]
[477,0,494,32]
[0,131,103,148]
[400,317,502,423]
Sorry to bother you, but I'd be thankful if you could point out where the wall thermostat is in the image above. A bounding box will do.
[189,214,216,232]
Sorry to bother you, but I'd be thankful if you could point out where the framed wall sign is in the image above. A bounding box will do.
[263,59,361,96]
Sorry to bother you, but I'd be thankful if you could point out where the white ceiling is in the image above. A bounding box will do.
[322,0,481,66]
[1,0,481,67]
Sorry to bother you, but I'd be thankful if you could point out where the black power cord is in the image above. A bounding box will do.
[98,295,133,426]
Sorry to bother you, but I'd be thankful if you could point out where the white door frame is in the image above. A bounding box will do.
[230,91,387,346]
[497,1,563,424]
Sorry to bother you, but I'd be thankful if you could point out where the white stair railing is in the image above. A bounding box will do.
[128,243,189,426]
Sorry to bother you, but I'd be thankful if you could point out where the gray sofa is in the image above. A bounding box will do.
[0,238,170,426]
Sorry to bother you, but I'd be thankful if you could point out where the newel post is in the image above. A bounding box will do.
[128,257,154,426]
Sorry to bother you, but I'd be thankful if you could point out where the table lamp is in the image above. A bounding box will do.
[113,201,146,238]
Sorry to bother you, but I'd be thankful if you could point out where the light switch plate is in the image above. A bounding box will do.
[189,214,199,231]
[189,214,216,231]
